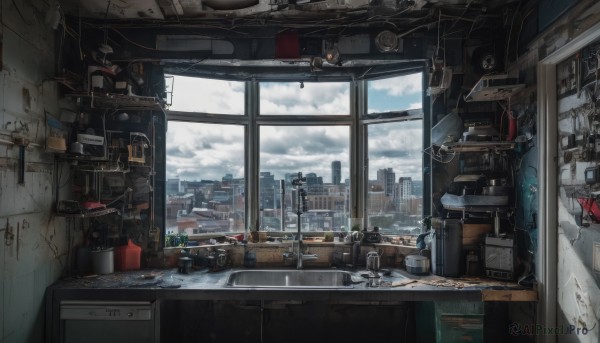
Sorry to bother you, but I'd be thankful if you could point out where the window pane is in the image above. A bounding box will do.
[367,73,422,114]
[259,126,350,232]
[367,121,423,233]
[260,82,350,115]
[167,75,245,114]
[166,122,245,236]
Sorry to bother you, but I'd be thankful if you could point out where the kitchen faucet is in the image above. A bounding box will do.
[282,172,317,269]
[285,238,318,269]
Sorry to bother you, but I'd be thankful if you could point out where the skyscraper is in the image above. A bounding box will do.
[398,177,413,199]
[331,161,341,185]
[377,168,396,196]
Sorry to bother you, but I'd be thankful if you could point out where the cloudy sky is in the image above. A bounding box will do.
[166,73,423,183]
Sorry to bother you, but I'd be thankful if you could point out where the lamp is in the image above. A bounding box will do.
[324,47,340,65]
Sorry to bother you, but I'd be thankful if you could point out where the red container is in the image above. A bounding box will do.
[114,239,141,271]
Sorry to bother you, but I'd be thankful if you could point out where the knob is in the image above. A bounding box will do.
[127,312,134,317]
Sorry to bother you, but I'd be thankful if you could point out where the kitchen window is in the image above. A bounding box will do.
[365,73,424,233]
[165,72,425,239]
[259,125,350,232]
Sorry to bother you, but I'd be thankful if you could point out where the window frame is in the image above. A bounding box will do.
[165,68,428,238]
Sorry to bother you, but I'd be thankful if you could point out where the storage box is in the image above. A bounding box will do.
[462,223,491,245]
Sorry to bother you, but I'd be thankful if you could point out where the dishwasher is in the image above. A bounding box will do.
[60,301,157,343]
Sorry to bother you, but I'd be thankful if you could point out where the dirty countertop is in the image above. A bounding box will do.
[48,267,537,303]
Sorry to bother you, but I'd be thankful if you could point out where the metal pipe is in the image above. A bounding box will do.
[18,145,25,184]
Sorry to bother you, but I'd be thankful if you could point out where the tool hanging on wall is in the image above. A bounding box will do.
[577,196,600,224]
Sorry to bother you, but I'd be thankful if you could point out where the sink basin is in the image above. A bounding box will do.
[226,269,354,288]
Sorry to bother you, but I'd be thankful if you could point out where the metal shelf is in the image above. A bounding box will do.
[66,92,164,110]
[464,74,525,102]
[440,141,515,153]
[55,207,120,218]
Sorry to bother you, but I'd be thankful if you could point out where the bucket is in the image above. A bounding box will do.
[114,240,141,271]
[91,248,114,274]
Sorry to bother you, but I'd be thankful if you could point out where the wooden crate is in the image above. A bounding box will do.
[462,223,491,245]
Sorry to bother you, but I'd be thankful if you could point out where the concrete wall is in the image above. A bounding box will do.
[509,0,600,341]
[0,1,72,342]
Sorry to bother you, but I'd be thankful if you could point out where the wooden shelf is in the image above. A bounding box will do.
[66,92,164,110]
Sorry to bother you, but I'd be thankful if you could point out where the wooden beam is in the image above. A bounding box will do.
[481,290,538,302]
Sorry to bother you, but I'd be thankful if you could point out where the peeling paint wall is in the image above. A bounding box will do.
[510,0,600,341]
[0,1,75,342]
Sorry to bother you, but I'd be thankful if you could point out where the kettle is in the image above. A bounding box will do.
[366,251,380,271]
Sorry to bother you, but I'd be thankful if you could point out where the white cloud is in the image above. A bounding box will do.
[165,76,423,182]
[408,102,422,109]
[369,73,422,97]
[168,76,245,114]
[260,82,350,114]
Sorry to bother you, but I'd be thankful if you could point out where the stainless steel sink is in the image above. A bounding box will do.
[225,269,354,288]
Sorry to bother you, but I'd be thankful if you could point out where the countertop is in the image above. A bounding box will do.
[47,267,537,303]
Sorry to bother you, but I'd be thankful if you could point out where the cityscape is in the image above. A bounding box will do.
[166,161,423,236]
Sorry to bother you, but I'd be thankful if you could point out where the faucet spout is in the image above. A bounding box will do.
[297,239,303,269]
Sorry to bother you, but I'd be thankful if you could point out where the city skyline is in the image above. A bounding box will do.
[168,167,423,196]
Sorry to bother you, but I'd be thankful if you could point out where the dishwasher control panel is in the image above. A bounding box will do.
[60,301,152,321]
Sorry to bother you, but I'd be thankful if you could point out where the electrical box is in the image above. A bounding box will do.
[484,235,515,280]
[561,134,576,150]
[585,166,600,184]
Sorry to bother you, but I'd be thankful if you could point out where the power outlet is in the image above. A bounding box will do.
[594,242,600,272]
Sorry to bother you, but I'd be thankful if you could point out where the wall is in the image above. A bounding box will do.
[509,0,600,341]
[0,1,71,342]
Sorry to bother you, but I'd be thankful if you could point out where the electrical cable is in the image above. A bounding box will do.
[423,146,457,164]
[110,28,162,51]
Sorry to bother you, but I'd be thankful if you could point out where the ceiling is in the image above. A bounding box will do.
[58,0,524,80]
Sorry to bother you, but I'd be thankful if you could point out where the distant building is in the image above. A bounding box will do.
[260,172,276,209]
[166,193,194,219]
[377,168,396,196]
[331,161,341,185]
[411,180,423,196]
[166,178,180,195]
[305,172,324,195]
[398,177,413,199]
[397,177,413,213]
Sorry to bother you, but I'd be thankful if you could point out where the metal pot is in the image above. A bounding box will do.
[488,178,506,186]
[70,141,84,154]
[482,185,512,196]
[178,257,192,274]
[405,254,430,275]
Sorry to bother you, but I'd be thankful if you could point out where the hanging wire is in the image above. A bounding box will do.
[423,145,457,163]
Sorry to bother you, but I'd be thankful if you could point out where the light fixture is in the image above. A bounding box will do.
[374,30,399,52]
[117,112,130,121]
[324,47,340,65]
